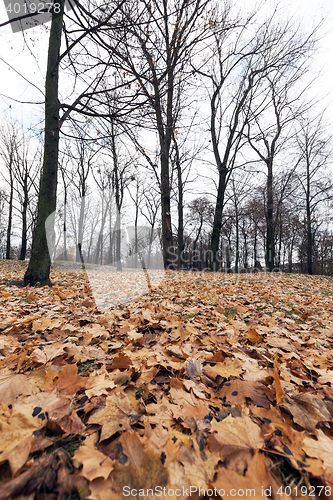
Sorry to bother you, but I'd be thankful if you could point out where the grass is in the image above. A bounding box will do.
[270,453,315,499]
[224,307,239,319]
[77,360,98,376]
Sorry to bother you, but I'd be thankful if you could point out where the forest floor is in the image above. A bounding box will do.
[0,260,333,500]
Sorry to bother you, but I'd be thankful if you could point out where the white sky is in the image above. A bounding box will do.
[0,0,332,127]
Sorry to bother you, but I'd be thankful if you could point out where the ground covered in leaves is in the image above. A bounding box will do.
[1,260,333,500]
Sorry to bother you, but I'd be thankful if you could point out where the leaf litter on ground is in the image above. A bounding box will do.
[0,260,333,499]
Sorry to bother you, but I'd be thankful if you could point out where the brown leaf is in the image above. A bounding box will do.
[214,452,272,499]
[0,369,38,405]
[208,415,264,458]
[111,449,169,496]
[88,394,140,441]
[118,431,144,468]
[110,355,132,370]
[74,434,114,481]
[302,430,333,479]
[178,439,219,489]
[0,403,44,475]
[202,358,242,380]
[171,400,210,431]
[273,359,284,404]
[52,364,87,395]
[247,326,263,344]
[281,393,333,432]
[218,379,270,408]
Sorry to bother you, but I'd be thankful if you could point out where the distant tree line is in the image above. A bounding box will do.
[0,0,332,281]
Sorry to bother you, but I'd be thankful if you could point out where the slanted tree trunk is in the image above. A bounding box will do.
[24,2,64,285]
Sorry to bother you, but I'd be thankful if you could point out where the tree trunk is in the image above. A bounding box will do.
[266,159,274,271]
[160,145,174,269]
[6,177,13,260]
[210,172,227,271]
[306,160,313,275]
[76,195,85,263]
[24,3,64,285]
[174,138,185,269]
[235,210,239,273]
[63,183,67,261]
[115,210,122,271]
[19,175,28,260]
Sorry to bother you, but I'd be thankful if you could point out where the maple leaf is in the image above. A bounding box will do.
[118,431,144,468]
[30,343,66,364]
[0,369,38,405]
[178,439,219,489]
[214,452,272,500]
[43,363,87,395]
[74,434,114,481]
[281,392,333,432]
[302,430,333,479]
[218,379,270,408]
[208,415,264,458]
[88,394,140,441]
[111,448,169,497]
[202,358,243,380]
[171,400,210,431]
[0,403,45,475]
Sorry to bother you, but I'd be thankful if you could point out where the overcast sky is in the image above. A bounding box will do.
[0,0,332,128]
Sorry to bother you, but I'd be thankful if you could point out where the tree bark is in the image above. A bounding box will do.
[266,158,274,271]
[6,170,13,260]
[174,138,185,269]
[19,171,28,260]
[306,156,313,275]
[24,2,64,285]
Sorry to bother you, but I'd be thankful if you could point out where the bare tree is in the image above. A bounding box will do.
[245,22,316,271]
[294,115,333,274]
[0,119,20,259]
[14,133,41,260]
[22,0,127,284]
[93,0,213,269]
[187,196,214,269]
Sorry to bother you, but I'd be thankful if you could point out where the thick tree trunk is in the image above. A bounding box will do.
[210,172,227,271]
[24,3,64,285]
[160,150,174,269]
[174,138,184,269]
[115,210,122,271]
